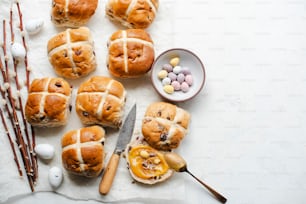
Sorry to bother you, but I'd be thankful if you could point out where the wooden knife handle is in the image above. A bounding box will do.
[99,153,120,195]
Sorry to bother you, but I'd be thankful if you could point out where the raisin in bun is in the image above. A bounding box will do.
[25,77,72,127]
[62,126,105,177]
[107,29,154,78]
[47,27,96,79]
[76,76,126,128]
[125,136,173,184]
[51,0,98,27]
[105,0,159,29]
[142,102,190,151]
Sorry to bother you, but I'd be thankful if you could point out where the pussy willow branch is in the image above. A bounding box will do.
[0,57,22,176]
[16,2,38,181]
[0,108,23,176]
[10,5,38,182]
[1,19,34,192]
[16,2,30,89]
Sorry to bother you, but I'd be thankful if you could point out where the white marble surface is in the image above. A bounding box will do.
[1,0,306,204]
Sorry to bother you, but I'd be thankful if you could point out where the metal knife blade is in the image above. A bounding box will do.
[99,103,136,195]
[114,103,136,154]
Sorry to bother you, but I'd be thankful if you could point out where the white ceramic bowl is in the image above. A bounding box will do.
[151,48,206,102]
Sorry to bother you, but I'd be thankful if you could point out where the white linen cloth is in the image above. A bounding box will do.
[2,0,306,204]
[0,0,185,202]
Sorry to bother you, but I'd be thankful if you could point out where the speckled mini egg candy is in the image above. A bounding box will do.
[173,66,182,74]
[162,77,171,85]
[181,67,191,75]
[162,64,173,72]
[158,70,168,79]
[163,85,174,94]
[177,73,185,83]
[171,81,181,91]
[25,19,44,35]
[185,75,193,86]
[168,72,177,81]
[181,82,190,92]
[170,57,180,67]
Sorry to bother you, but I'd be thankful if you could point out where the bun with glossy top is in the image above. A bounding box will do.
[25,77,72,127]
[105,0,159,29]
[107,29,154,78]
[76,76,126,128]
[142,102,190,151]
[61,126,105,177]
[51,0,98,27]
[47,27,96,79]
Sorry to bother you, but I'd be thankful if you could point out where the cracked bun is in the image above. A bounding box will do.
[125,137,173,184]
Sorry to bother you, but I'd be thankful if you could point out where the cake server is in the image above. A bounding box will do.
[99,103,136,195]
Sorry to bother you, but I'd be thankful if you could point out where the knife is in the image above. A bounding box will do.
[99,103,136,195]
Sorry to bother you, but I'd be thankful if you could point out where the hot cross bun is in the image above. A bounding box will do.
[47,27,96,79]
[76,76,126,128]
[142,102,190,151]
[107,29,154,78]
[25,77,72,127]
[61,126,105,177]
[105,0,159,29]
[51,0,98,27]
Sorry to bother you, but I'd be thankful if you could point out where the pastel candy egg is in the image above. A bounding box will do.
[163,85,174,94]
[177,73,185,83]
[173,66,182,74]
[162,64,173,72]
[167,72,177,81]
[25,19,44,35]
[11,42,26,60]
[48,166,63,188]
[171,81,181,91]
[170,57,180,67]
[181,82,190,92]
[162,77,171,85]
[185,75,193,86]
[158,70,168,79]
[35,144,55,160]
[181,67,191,75]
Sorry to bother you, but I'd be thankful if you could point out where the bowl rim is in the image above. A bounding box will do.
[151,48,206,102]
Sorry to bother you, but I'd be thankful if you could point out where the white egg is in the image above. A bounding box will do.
[25,19,44,35]
[34,144,55,160]
[48,166,63,188]
[11,42,26,60]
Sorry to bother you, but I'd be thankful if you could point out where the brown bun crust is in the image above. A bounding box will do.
[142,102,190,151]
[107,29,154,78]
[105,0,159,29]
[61,126,105,177]
[47,27,96,79]
[75,76,126,128]
[51,0,98,27]
[25,77,72,127]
